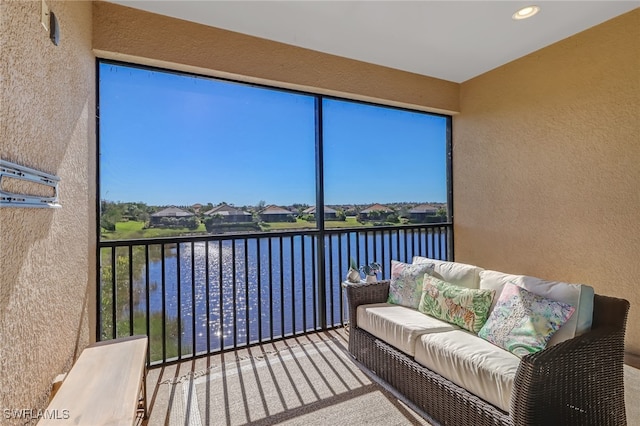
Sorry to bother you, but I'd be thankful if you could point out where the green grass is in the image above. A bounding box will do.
[102,221,207,240]
[325,216,363,228]
[262,217,371,231]
[109,312,180,363]
[101,217,403,240]
[260,217,373,231]
[260,219,317,231]
[115,221,145,232]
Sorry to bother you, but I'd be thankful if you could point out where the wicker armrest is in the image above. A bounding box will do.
[511,295,629,425]
[344,280,390,328]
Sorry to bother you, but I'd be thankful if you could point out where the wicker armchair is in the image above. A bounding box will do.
[345,280,629,426]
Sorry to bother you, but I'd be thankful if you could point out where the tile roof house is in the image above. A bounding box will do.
[359,203,393,220]
[409,204,440,222]
[204,203,253,223]
[150,206,194,218]
[149,206,195,225]
[302,205,338,220]
[259,205,296,222]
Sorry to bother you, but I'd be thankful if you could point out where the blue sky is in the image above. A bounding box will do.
[99,62,448,206]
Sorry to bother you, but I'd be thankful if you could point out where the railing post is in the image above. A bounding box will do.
[316,237,327,329]
[446,115,454,261]
[315,96,327,329]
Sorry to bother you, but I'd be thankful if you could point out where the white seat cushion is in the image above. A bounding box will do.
[479,270,594,346]
[413,256,484,289]
[414,330,520,413]
[357,303,458,356]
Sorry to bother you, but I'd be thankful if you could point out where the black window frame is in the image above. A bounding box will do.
[96,58,453,240]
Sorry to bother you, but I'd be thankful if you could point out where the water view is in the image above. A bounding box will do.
[100,228,450,361]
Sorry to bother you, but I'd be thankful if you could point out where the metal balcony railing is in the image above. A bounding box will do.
[97,223,453,365]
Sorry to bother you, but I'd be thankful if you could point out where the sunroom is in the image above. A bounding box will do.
[1,1,638,425]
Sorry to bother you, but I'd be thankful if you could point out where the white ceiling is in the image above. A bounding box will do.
[108,1,638,83]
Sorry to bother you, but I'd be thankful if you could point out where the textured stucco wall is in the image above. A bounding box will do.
[92,1,459,115]
[0,0,95,419]
[454,10,640,359]
[93,2,639,360]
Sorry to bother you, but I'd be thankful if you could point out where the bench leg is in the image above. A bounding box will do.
[141,366,148,419]
[137,362,148,421]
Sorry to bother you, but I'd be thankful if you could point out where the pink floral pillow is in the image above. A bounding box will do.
[387,260,435,309]
[478,282,575,357]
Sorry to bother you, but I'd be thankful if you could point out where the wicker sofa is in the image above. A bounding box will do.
[345,261,630,426]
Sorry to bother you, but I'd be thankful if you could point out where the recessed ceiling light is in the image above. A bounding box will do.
[512,5,540,20]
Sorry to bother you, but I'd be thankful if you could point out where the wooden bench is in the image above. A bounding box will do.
[39,335,148,425]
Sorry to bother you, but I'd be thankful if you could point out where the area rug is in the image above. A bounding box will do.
[155,337,431,426]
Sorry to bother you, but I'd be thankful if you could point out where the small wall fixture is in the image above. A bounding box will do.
[49,10,59,46]
[41,0,59,46]
[512,5,540,20]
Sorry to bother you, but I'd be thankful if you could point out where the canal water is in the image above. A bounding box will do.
[111,230,447,355]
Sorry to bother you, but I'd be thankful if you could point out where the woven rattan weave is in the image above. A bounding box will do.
[345,280,629,426]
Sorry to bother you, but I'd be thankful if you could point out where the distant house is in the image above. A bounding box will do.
[149,206,195,226]
[302,205,338,220]
[409,204,439,222]
[260,205,296,222]
[342,206,358,216]
[359,203,393,221]
[204,203,253,223]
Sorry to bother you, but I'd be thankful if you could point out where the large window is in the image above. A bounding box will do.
[323,99,449,228]
[98,61,450,240]
[97,61,452,358]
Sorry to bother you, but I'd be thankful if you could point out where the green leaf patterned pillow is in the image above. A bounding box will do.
[387,260,435,309]
[478,282,575,357]
[418,275,495,334]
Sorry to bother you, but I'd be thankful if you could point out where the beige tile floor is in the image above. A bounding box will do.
[143,329,640,425]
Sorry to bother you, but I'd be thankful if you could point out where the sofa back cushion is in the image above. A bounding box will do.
[418,275,495,334]
[479,270,594,346]
[478,282,575,357]
[413,256,483,289]
[387,260,436,309]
